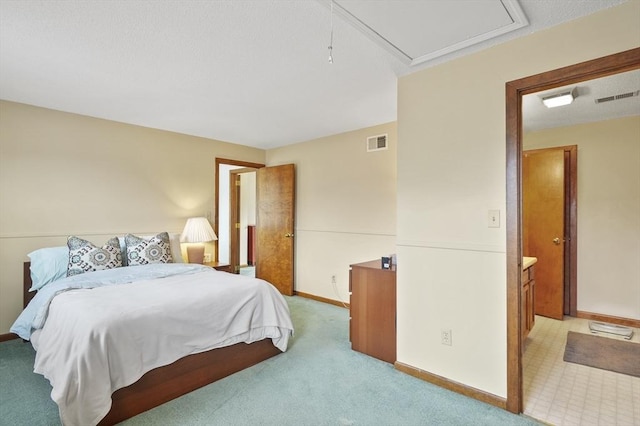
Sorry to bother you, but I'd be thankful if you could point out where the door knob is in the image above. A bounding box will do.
[553,237,561,245]
[285,233,294,238]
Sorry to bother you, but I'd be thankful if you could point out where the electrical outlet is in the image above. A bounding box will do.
[331,275,336,284]
[441,329,452,346]
[203,253,211,263]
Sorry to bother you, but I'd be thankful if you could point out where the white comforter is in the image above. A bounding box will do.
[13,264,293,426]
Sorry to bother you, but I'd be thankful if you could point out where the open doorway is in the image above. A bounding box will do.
[214,158,264,273]
[215,159,297,295]
[229,168,258,276]
[505,48,640,414]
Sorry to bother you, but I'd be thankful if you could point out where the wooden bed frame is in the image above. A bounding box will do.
[23,262,282,425]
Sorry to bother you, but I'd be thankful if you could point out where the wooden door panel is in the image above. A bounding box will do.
[256,164,295,295]
[523,148,565,320]
[229,172,241,273]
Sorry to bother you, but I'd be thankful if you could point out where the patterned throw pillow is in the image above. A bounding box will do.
[125,232,173,266]
[67,236,123,276]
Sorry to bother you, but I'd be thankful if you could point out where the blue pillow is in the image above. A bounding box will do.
[27,246,69,291]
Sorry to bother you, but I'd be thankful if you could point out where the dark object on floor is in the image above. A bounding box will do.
[563,331,640,377]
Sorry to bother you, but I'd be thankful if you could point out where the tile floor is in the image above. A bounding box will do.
[523,315,639,425]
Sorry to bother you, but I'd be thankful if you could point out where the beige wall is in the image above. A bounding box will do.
[0,100,265,334]
[266,122,397,302]
[524,116,640,320]
[397,2,639,398]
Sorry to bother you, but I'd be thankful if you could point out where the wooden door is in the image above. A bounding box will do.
[229,171,242,273]
[256,164,295,295]
[523,148,565,320]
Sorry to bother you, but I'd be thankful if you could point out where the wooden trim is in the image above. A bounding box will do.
[505,70,523,415]
[0,333,18,342]
[576,311,640,328]
[505,47,640,414]
[214,158,265,262]
[566,146,578,317]
[229,168,259,273]
[294,291,349,309]
[395,361,506,410]
[229,170,242,272]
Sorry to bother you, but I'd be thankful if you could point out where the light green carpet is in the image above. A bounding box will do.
[0,296,540,425]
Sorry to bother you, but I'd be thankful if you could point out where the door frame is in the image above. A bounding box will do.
[562,146,578,317]
[505,47,640,413]
[229,167,258,273]
[214,158,265,262]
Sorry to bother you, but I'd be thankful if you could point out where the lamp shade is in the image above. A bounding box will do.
[180,217,217,243]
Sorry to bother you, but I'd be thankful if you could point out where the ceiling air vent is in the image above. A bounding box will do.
[595,90,639,104]
[367,134,388,152]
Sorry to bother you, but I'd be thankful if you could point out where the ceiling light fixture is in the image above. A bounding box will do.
[542,88,576,108]
[328,0,334,64]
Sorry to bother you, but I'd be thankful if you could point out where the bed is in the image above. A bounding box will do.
[13,236,294,426]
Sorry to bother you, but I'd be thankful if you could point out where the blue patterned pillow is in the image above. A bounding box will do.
[125,232,173,266]
[67,236,123,276]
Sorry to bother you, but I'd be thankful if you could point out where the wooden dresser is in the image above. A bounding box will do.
[349,260,396,363]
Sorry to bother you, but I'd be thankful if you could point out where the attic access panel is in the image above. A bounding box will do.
[333,0,528,66]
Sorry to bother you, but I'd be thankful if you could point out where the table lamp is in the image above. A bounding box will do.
[180,217,217,264]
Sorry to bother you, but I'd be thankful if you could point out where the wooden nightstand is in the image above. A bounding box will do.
[204,261,232,273]
[349,259,396,364]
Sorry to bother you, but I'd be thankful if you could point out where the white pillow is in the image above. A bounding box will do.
[125,232,173,266]
[67,236,123,276]
[168,233,184,263]
[118,232,183,264]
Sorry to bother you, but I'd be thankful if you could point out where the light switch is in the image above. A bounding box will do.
[488,210,500,228]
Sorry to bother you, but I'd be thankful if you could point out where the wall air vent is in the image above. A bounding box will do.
[595,90,639,104]
[366,134,388,152]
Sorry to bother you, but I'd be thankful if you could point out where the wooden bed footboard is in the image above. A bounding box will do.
[23,262,283,425]
[99,339,280,425]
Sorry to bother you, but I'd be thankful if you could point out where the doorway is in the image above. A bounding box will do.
[505,48,640,414]
[215,158,265,268]
[215,159,297,296]
[229,168,258,275]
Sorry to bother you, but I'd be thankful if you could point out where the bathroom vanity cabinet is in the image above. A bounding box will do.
[522,258,537,339]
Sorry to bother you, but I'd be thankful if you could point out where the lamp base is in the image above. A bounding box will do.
[186,245,205,264]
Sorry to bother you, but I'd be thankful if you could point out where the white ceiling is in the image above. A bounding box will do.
[524,69,640,133]
[0,0,631,149]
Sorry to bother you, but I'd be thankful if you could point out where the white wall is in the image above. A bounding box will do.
[397,2,639,398]
[239,171,256,266]
[0,101,265,334]
[266,122,397,303]
[524,116,640,320]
